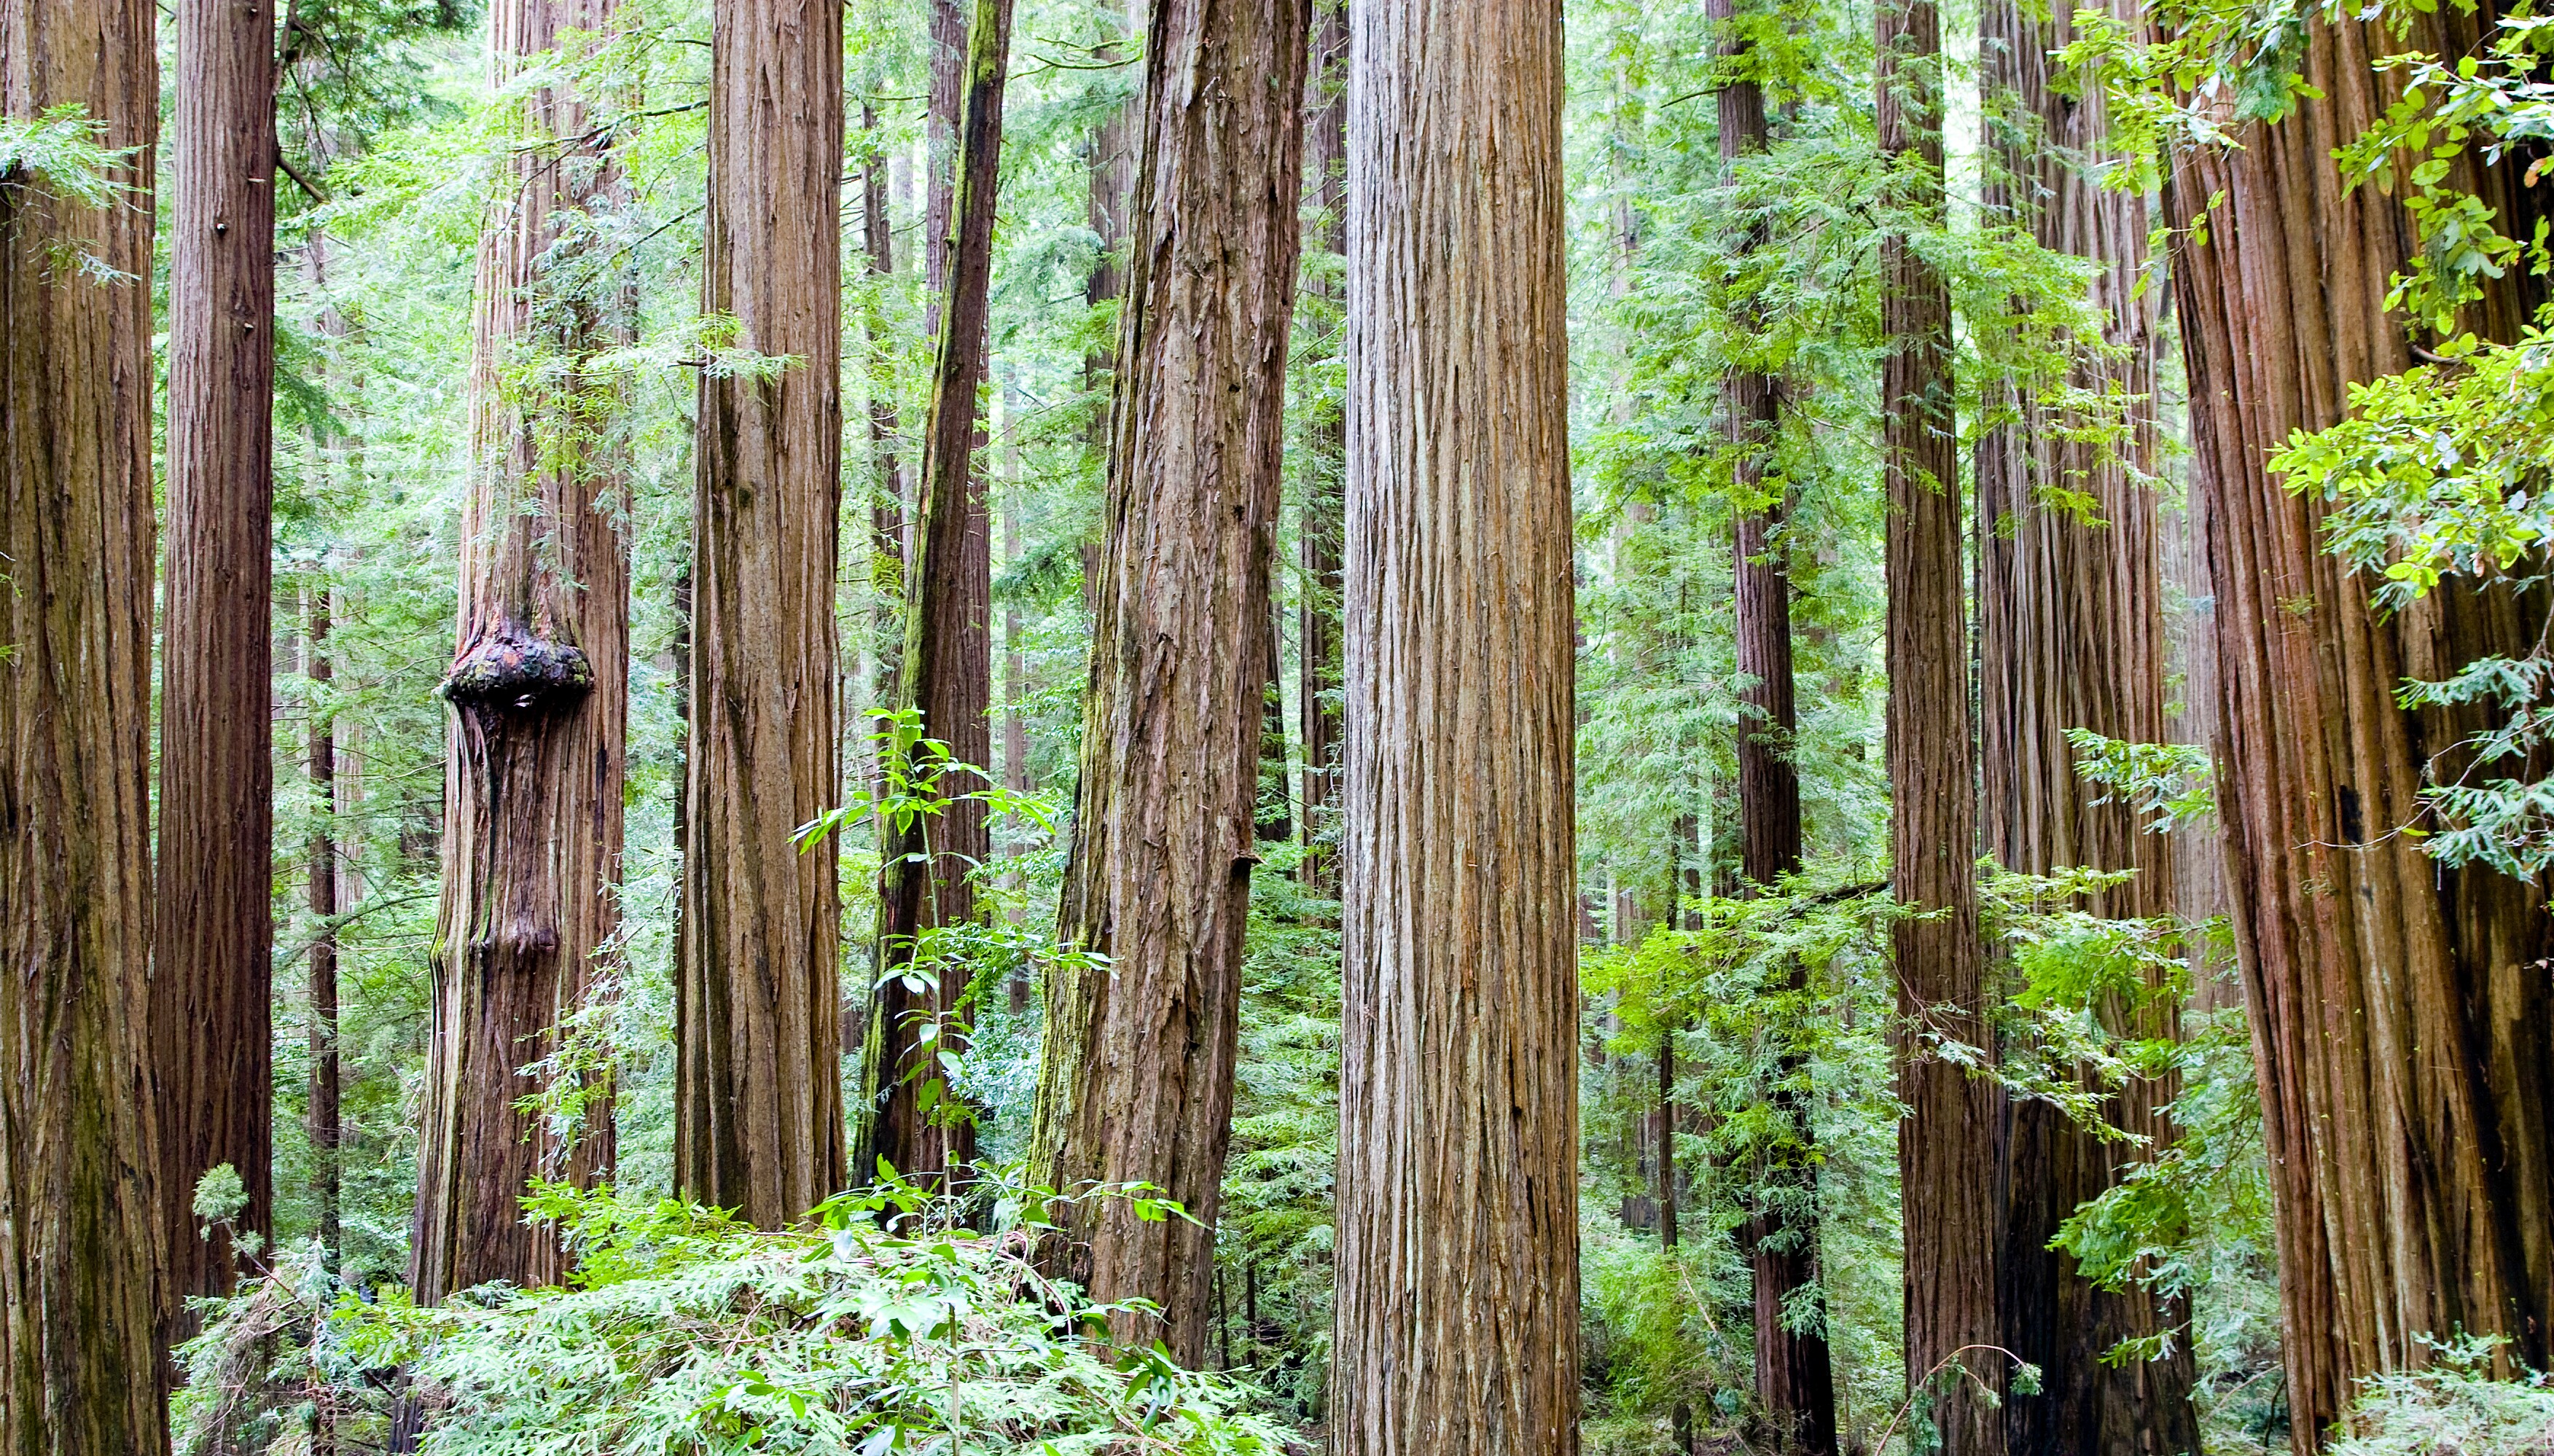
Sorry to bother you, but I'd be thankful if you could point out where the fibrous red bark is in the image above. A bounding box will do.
[1330,1,1580,1449]
[677,0,848,1227]
[413,0,630,1296]
[157,0,278,1327]
[865,0,1010,1193]
[1879,0,2002,1444]
[2166,10,2554,1443]
[1714,1,1838,1445]
[1,0,169,1439]
[1031,0,1310,1366]
[1974,0,2201,1446]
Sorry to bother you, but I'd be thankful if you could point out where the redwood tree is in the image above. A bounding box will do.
[1879,0,2002,1443]
[867,0,1010,1190]
[308,590,343,1273]
[413,0,630,1297]
[1975,0,2198,1445]
[1,0,168,1437]
[1329,0,1579,1449]
[1030,0,1311,1366]
[2166,8,2554,1442]
[676,0,848,1226]
[1718,0,1837,1443]
[1296,0,1346,892]
[157,0,278,1325]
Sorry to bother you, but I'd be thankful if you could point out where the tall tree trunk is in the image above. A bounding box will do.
[157,0,278,1330]
[1879,0,2002,1444]
[1975,0,2199,1447]
[867,0,1009,1191]
[308,590,343,1273]
[676,0,847,1226]
[1329,0,1578,1449]
[413,0,630,1296]
[925,0,962,322]
[0,0,168,1439]
[1295,0,1346,893]
[1029,0,1310,1366]
[2165,9,2554,1444]
[1259,592,1292,847]
[862,95,904,768]
[1717,3,1839,1448]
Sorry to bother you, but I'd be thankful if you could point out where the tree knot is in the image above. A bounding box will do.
[441,630,593,714]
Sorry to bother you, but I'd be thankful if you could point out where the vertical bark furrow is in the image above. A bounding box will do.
[1975,0,2200,1447]
[1031,0,1311,1366]
[413,0,631,1297]
[0,0,168,1440]
[1879,0,2002,1446]
[676,0,848,1226]
[1332,1,1579,1449]
[157,0,278,1325]
[2166,10,2554,1439]
[866,0,1009,1191]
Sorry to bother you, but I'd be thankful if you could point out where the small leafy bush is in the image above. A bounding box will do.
[173,1173,1286,1456]
[2333,1338,2554,1456]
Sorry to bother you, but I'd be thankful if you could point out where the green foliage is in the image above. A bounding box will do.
[2271,316,2554,877]
[2333,1337,2554,1455]
[173,1177,1281,1456]
[2067,729,2217,832]
[0,105,128,209]
[1214,880,1342,1420]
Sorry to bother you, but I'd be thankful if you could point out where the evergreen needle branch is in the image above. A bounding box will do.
[273,891,434,968]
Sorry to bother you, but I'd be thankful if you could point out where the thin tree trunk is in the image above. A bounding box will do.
[1001,407,1031,1017]
[1330,1,1579,1449]
[925,0,961,325]
[1716,4,1839,1444]
[157,0,278,1331]
[2165,7,2554,1442]
[676,0,847,1226]
[308,591,343,1273]
[0,0,168,1438]
[1880,0,2002,1442]
[413,0,630,1296]
[862,95,904,769]
[1296,0,1346,893]
[1031,0,1308,1366]
[868,0,1010,1191]
[1259,591,1292,847]
[1975,0,2200,1446]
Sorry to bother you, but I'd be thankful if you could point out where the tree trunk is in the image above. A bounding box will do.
[862,96,904,770]
[157,0,278,1330]
[1259,591,1293,847]
[1029,0,1309,1366]
[0,0,168,1439]
[1974,0,2200,1447]
[925,0,962,323]
[1879,0,2002,1444]
[1330,1,1578,1449]
[1717,3,1839,1447]
[2164,9,2554,1444]
[413,0,630,1296]
[676,0,847,1227]
[308,590,343,1273]
[1295,0,1346,893]
[867,0,1008,1191]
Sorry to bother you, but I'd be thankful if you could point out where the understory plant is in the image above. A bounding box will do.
[171,1171,1283,1456]
[2331,1337,2554,1455]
